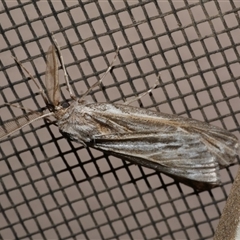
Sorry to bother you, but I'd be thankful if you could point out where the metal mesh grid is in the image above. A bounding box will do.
[1,1,240,239]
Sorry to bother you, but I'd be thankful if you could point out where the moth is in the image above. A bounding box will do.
[1,37,239,190]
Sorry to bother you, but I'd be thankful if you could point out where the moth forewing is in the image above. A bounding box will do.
[57,102,239,190]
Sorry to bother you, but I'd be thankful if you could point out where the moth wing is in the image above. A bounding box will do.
[93,132,220,189]
[85,103,239,168]
[0,112,51,139]
[45,44,60,106]
[182,123,239,167]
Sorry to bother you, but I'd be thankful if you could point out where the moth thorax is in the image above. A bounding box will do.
[54,108,68,120]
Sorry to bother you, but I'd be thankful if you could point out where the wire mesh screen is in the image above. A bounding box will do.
[1,1,240,239]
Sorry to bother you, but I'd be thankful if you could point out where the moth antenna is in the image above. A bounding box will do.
[124,74,160,105]
[12,56,49,106]
[80,46,120,100]
[51,34,76,100]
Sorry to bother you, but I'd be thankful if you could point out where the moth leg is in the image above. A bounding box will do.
[80,46,120,100]
[12,56,49,106]
[124,74,160,105]
[5,103,53,123]
[51,34,76,100]
[5,103,36,113]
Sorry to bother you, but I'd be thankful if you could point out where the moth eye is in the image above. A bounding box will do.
[61,102,70,108]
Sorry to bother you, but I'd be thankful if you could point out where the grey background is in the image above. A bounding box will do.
[0,1,240,239]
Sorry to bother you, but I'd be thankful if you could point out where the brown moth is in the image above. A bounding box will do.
[1,37,239,190]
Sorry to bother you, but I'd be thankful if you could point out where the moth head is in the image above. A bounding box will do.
[61,101,70,109]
